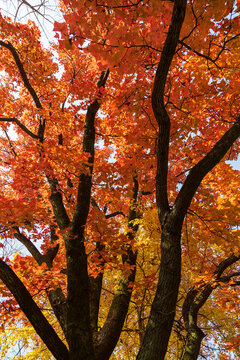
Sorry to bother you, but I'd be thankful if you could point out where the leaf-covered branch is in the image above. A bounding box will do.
[174,115,240,226]
[0,117,39,139]
[0,40,42,109]
[13,226,67,338]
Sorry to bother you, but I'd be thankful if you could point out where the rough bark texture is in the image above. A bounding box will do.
[137,1,187,359]
[95,251,137,360]
[152,0,187,223]
[48,287,68,339]
[95,176,139,360]
[137,220,182,360]
[65,98,101,360]
[89,271,104,342]
[180,329,205,360]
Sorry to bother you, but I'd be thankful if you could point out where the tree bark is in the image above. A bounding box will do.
[65,71,109,359]
[0,259,69,360]
[180,328,205,360]
[95,175,139,360]
[137,1,187,359]
[180,254,240,359]
[65,99,101,360]
[137,219,182,360]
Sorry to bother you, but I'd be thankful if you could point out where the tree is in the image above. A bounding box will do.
[0,0,239,359]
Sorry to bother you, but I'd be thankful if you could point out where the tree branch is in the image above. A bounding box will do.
[0,41,42,109]
[47,175,70,231]
[14,228,47,265]
[181,254,240,360]
[72,69,110,234]
[14,226,68,337]
[0,259,69,360]
[95,175,139,360]
[0,117,39,139]
[105,211,125,219]
[173,115,240,226]
[137,2,187,359]
[152,0,187,223]
[64,70,109,359]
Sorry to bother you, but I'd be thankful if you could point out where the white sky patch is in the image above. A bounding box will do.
[0,0,63,47]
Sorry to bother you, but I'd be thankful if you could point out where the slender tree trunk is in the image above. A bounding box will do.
[180,328,205,360]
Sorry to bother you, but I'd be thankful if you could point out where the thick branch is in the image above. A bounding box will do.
[95,176,139,360]
[72,69,109,234]
[48,287,68,339]
[14,226,67,337]
[0,41,42,109]
[47,175,70,230]
[173,116,240,226]
[14,229,46,265]
[181,254,240,360]
[14,228,59,269]
[0,117,39,139]
[89,270,104,342]
[0,259,69,360]
[214,253,240,279]
[71,99,100,233]
[137,3,187,359]
[152,0,187,223]
[65,71,109,360]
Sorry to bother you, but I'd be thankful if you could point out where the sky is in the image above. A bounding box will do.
[0,0,63,46]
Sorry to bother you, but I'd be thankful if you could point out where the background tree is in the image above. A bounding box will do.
[0,0,239,359]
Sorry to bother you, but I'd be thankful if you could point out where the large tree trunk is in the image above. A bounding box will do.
[65,229,95,360]
[137,219,182,360]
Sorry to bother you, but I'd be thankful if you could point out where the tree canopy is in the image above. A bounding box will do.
[0,0,239,359]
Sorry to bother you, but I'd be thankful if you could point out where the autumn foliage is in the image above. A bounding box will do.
[0,0,239,359]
